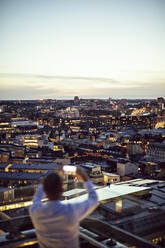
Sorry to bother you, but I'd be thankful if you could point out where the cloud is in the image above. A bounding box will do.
[0,72,164,99]
[0,73,120,91]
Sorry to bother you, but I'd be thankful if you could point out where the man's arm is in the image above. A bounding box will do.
[70,168,99,221]
[29,185,45,213]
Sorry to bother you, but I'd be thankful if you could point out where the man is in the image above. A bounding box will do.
[29,167,98,248]
[107,179,111,188]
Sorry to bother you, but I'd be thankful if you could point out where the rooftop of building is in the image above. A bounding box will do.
[6,163,59,170]
[148,142,165,148]
[0,171,45,180]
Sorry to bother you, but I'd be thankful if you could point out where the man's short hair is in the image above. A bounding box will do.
[43,172,63,200]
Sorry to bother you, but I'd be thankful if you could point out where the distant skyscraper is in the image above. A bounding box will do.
[157,97,164,111]
[74,96,80,105]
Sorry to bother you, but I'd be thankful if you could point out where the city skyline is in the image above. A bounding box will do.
[0,0,165,100]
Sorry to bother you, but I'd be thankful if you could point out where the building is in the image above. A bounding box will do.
[102,171,120,185]
[0,162,59,187]
[97,179,165,246]
[127,143,143,155]
[80,163,103,184]
[157,97,164,112]
[147,142,165,162]
[117,161,139,177]
[74,96,80,105]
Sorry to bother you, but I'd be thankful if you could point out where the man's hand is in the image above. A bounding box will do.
[76,167,89,182]
[57,166,65,177]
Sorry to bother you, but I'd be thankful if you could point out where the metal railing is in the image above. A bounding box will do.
[81,217,161,248]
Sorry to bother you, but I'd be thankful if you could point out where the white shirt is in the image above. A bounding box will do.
[29,181,98,248]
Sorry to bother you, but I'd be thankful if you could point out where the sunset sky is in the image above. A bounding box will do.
[0,0,165,100]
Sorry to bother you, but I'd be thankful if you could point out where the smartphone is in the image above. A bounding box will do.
[63,165,77,174]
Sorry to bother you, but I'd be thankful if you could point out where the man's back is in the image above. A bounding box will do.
[29,180,98,248]
[30,200,79,248]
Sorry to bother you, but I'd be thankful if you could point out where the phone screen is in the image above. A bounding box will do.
[63,165,76,174]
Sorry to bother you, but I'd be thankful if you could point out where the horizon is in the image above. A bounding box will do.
[0,96,162,101]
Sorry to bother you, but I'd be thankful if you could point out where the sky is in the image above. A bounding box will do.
[0,0,165,100]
